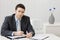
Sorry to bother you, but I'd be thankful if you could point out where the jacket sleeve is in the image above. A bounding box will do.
[26,17,35,36]
[1,17,13,37]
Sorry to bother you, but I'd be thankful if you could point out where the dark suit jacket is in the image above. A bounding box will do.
[1,14,35,37]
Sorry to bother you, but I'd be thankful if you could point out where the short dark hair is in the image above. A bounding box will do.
[15,4,25,10]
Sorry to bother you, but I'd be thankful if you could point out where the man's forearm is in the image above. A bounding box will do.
[1,30,12,36]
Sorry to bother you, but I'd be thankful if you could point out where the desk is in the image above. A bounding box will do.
[0,34,60,40]
[0,35,9,40]
[32,34,60,40]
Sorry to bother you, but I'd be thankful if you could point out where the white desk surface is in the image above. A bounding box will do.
[32,34,60,40]
[0,34,60,40]
[0,35,9,40]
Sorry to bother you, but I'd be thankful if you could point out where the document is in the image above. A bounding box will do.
[8,35,26,39]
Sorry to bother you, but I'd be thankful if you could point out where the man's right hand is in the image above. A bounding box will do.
[13,31,24,36]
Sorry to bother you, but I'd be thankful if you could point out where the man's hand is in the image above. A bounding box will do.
[13,31,24,36]
[26,32,32,38]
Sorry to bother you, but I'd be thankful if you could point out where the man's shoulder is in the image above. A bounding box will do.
[22,15,30,21]
[5,14,15,20]
[5,14,14,18]
[23,15,30,18]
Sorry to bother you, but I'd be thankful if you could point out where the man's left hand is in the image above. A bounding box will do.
[26,32,32,38]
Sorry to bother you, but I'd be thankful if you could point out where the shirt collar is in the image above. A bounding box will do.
[15,15,21,22]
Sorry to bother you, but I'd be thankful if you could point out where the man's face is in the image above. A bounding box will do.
[15,7,25,19]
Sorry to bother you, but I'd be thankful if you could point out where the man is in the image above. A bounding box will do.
[1,4,35,38]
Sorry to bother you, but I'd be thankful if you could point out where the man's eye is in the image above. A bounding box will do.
[18,11,21,12]
[18,11,24,13]
[22,12,24,13]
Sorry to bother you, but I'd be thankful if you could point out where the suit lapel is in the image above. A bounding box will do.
[21,16,25,31]
[12,15,17,31]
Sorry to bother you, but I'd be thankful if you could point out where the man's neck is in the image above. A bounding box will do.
[15,15,21,21]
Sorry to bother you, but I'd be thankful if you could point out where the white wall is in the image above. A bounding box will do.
[0,0,60,34]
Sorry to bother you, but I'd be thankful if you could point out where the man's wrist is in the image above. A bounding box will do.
[12,32,14,36]
[12,32,16,36]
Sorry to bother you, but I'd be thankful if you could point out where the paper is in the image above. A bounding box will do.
[31,34,50,40]
[8,35,26,39]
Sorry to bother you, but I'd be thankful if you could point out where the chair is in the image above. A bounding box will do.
[31,19,44,34]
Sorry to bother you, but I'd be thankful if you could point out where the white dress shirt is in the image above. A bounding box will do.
[15,16,21,31]
[12,16,21,36]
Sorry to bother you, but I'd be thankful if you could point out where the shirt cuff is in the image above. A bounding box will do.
[12,32,14,36]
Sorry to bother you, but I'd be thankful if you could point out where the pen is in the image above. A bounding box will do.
[41,36,49,40]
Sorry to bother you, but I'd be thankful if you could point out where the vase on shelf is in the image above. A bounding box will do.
[49,8,55,24]
[49,13,55,24]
